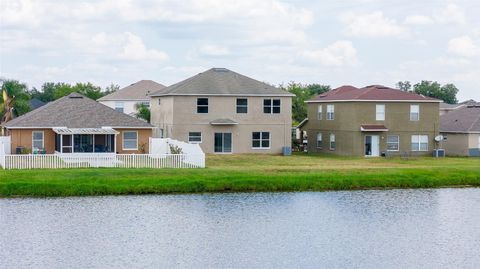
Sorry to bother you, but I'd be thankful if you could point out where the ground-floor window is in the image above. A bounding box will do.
[123,131,138,150]
[188,132,202,143]
[32,131,44,150]
[316,133,322,148]
[329,134,336,150]
[214,133,232,153]
[411,135,428,151]
[387,135,399,151]
[252,132,270,149]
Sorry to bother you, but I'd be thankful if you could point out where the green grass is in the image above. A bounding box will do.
[0,153,479,197]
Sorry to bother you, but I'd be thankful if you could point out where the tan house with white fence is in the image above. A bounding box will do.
[150,68,294,154]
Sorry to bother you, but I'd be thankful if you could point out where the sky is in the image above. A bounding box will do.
[1,0,479,101]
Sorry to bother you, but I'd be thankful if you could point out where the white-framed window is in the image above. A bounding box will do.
[329,133,336,150]
[197,98,208,113]
[411,135,428,151]
[139,101,150,108]
[188,132,202,143]
[327,105,334,120]
[32,131,44,150]
[387,135,399,151]
[263,99,281,114]
[376,104,385,121]
[115,101,124,113]
[317,105,323,120]
[410,105,419,121]
[123,131,138,150]
[252,132,270,149]
[316,133,323,148]
[236,98,248,113]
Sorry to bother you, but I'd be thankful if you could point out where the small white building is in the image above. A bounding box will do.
[98,80,166,116]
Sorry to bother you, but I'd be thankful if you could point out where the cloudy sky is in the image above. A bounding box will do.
[1,0,479,101]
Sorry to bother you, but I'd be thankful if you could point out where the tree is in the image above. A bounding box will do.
[135,103,150,123]
[104,83,120,95]
[33,82,112,101]
[284,82,331,124]
[413,81,458,104]
[396,81,412,92]
[1,79,31,118]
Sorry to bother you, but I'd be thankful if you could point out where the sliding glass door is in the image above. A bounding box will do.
[214,133,232,153]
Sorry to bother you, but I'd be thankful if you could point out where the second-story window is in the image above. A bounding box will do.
[197,98,208,113]
[263,99,281,114]
[410,105,419,121]
[317,105,323,120]
[376,104,385,121]
[115,101,124,113]
[236,98,248,113]
[327,104,334,120]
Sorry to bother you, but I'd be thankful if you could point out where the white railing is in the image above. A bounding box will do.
[0,153,205,170]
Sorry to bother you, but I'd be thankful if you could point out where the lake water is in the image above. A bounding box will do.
[1,188,480,269]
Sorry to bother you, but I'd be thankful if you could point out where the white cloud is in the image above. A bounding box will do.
[448,36,479,57]
[341,11,408,37]
[433,4,466,25]
[198,45,230,56]
[119,32,169,61]
[302,41,358,66]
[404,15,434,25]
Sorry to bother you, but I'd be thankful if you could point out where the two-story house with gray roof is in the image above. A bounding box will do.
[149,68,294,154]
[302,85,441,156]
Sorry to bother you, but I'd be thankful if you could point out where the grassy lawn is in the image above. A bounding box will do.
[0,153,479,197]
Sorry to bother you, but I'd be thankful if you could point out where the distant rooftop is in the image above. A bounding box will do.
[441,104,480,133]
[98,80,166,101]
[307,85,441,103]
[150,68,294,97]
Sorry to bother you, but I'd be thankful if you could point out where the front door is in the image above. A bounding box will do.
[214,133,232,153]
[365,135,380,157]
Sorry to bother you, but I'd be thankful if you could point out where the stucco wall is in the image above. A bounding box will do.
[305,102,440,156]
[150,95,292,154]
[99,100,148,116]
[441,132,480,156]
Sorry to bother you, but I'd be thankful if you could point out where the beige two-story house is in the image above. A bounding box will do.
[303,85,441,156]
[149,68,294,154]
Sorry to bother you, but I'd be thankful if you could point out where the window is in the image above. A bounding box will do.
[236,98,248,113]
[197,98,208,113]
[115,101,124,113]
[252,132,270,149]
[316,133,323,148]
[327,105,334,120]
[263,99,281,114]
[188,132,202,143]
[158,99,161,105]
[411,135,428,151]
[317,105,323,120]
[139,101,150,108]
[214,133,232,153]
[376,104,385,121]
[387,135,399,151]
[410,105,419,121]
[123,131,138,150]
[32,131,44,150]
[329,134,336,150]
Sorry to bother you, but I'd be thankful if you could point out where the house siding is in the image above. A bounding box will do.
[305,102,440,156]
[440,133,480,156]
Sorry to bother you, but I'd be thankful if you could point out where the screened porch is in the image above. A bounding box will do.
[53,128,118,153]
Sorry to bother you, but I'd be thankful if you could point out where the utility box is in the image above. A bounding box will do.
[433,149,445,158]
[282,146,292,156]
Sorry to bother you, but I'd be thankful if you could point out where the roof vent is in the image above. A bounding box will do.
[212,68,228,72]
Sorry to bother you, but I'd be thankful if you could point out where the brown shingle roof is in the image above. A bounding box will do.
[308,85,441,102]
[440,104,480,133]
[4,93,153,129]
[150,68,294,97]
[98,80,166,101]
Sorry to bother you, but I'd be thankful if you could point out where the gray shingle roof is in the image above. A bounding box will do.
[440,104,480,133]
[210,118,238,125]
[150,68,294,97]
[98,80,166,101]
[4,93,153,129]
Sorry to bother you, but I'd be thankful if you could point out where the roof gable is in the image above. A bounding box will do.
[98,80,166,101]
[150,68,294,97]
[5,93,153,129]
[308,85,441,102]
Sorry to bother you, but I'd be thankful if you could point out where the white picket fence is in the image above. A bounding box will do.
[0,153,205,170]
